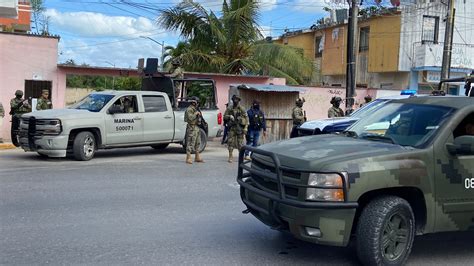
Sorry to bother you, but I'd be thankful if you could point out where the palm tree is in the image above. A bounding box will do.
[158,0,313,85]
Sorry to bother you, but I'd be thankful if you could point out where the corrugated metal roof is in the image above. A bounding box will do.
[233,84,305,93]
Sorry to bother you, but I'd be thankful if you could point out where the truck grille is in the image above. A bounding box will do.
[20,118,60,136]
[250,158,300,198]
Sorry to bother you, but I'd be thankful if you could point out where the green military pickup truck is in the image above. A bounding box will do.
[238,96,473,265]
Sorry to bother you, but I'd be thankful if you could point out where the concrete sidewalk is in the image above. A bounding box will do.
[0,142,16,150]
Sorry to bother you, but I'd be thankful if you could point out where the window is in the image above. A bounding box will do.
[359,27,370,52]
[72,94,115,112]
[347,103,455,148]
[24,80,52,100]
[143,95,168,112]
[422,16,439,44]
[453,113,474,138]
[111,96,138,113]
[315,36,323,58]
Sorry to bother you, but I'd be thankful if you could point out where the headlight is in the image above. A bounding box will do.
[41,119,62,135]
[306,173,344,202]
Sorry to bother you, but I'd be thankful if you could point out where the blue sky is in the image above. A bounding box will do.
[44,0,334,67]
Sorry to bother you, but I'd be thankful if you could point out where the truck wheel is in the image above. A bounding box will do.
[151,143,169,150]
[182,128,207,154]
[73,131,96,161]
[356,196,415,266]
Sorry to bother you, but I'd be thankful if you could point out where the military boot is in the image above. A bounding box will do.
[186,152,193,164]
[195,152,204,163]
[228,150,233,163]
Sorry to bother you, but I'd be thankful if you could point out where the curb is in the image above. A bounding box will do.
[0,143,16,150]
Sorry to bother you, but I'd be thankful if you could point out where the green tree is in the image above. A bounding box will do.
[158,0,313,84]
[31,0,49,35]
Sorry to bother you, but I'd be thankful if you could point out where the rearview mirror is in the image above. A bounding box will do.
[108,105,122,115]
[446,136,474,155]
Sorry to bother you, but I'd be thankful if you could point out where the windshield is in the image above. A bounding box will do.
[350,99,389,118]
[71,94,115,112]
[345,103,455,147]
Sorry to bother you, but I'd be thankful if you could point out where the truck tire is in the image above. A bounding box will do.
[73,131,96,161]
[183,128,207,154]
[356,196,415,266]
[151,143,169,150]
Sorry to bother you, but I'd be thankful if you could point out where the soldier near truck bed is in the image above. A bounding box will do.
[224,95,248,163]
[10,90,31,147]
[184,96,204,164]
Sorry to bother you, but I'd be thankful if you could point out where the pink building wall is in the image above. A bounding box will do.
[0,33,65,141]
[299,87,401,120]
[185,73,285,115]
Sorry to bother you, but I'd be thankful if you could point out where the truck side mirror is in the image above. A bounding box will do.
[446,136,474,155]
[108,105,122,115]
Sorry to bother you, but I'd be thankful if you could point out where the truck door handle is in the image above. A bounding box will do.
[164,116,172,119]
[133,117,142,120]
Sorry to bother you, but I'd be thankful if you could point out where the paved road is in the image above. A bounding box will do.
[1,142,473,265]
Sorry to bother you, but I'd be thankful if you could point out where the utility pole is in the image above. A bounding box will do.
[345,0,358,115]
[440,0,455,92]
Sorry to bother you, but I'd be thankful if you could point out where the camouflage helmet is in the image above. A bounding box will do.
[189,96,199,103]
[330,96,342,104]
[15,90,23,96]
[232,95,241,102]
[295,98,305,107]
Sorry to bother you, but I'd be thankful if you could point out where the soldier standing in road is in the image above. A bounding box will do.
[328,96,344,118]
[0,101,4,143]
[10,90,31,146]
[290,98,306,138]
[36,89,53,110]
[168,58,184,107]
[224,95,248,163]
[221,102,230,145]
[244,100,266,160]
[184,96,204,164]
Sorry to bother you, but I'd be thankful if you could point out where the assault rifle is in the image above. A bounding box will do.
[196,105,208,133]
[9,98,30,116]
[227,110,244,135]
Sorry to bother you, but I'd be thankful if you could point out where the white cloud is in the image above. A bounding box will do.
[259,25,274,38]
[45,9,162,38]
[292,0,333,13]
[192,0,277,12]
[260,0,278,11]
[58,37,177,68]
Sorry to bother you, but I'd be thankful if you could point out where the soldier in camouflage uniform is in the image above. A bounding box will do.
[168,58,184,107]
[36,89,53,111]
[10,90,31,146]
[328,96,344,118]
[224,95,248,163]
[0,101,4,143]
[184,96,204,164]
[290,98,306,138]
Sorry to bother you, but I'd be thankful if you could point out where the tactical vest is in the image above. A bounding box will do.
[249,109,264,129]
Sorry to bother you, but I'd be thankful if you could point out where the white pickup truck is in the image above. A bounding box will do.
[18,90,222,160]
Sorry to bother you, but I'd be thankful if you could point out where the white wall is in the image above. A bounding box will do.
[399,0,474,71]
